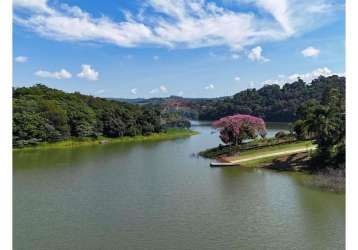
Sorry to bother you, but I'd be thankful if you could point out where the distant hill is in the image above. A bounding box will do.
[110,96,225,105]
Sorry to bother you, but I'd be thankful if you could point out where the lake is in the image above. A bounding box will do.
[13,123,345,250]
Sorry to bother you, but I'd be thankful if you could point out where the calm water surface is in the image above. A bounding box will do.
[13,123,345,250]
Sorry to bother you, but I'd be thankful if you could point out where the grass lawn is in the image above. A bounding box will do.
[227,140,315,166]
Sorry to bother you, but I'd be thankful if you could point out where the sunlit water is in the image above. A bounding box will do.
[13,123,345,250]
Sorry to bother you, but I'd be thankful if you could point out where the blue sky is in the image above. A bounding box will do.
[13,0,345,98]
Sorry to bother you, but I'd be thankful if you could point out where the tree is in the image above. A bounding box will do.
[294,88,345,168]
[293,119,307,140]
[212,114,267,145]
[39,100,70,139]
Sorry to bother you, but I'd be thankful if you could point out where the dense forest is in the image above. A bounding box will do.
[193,75,345,121]
[130,76,345,122]
[13,84,189,148]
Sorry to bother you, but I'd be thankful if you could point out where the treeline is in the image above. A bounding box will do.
[13,84,189,148]
[193,75,345,122]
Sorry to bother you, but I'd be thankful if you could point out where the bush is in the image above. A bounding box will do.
[275,131,288,139]
[293,119,307,140]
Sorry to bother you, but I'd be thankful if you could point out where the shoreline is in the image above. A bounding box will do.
[203,140,314,163]
[13,128,199,151]
[225,141,316,167]
[206,141,344,193]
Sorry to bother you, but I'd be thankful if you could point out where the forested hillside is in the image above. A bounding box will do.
[13,84,188,148]
[193,75,345,121]
[124,76,345,122]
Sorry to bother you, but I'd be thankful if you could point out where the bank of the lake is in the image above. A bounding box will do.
[13,128,198,151]
[201,134,346,193]
[206,140,345,193]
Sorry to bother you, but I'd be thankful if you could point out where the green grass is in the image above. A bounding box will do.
[235,140,314,159]
[199,136,303,158]
[226,140,315,167]
[14,128,199,151]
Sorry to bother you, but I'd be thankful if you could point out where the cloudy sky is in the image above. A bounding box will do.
[13,0,345,98]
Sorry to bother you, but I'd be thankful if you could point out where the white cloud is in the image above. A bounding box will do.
[178,90,184,96]
[13,0,53,14]
[149,85,168,94]
[234,76,241,81]
[288,67,334,82]
[159,85,168,92]
[15,56,28,63]
[34,69,72,79]
[205,84,215,90]
[131,88,137,94]
[261,79,284,86]
[306,3,334,13]
[260,67,342,87]
[248,46,269,62]
[153,55,159,60]
[249,81,255,88]
[249,0,293,35]
[301,46,320,57]
[14,3,157,48]
[13,0,340,50]
[77,64,99,81]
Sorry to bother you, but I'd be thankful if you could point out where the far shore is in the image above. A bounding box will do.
[13,128,199,151]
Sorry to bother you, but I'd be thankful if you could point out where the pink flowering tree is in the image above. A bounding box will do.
[212,114,267,145]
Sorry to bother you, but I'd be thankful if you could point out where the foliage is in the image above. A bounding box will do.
[159,111,191,129]
[293,119,307,140]
[190,76,345,122]
[212,114,267,145]
[294,87,345,168]
[274,131,290,139]
[13,84,190,148]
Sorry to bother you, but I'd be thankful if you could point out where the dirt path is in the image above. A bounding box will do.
[229,145,317,164]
